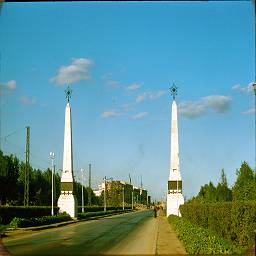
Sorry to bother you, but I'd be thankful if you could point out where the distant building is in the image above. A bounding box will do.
[93,184,104,197]
[94,180,149,207]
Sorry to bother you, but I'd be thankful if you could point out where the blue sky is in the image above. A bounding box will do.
[0,2,254,201]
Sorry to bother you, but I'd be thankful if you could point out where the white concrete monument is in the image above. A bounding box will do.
[57,86,77,218]
[167,85,184,217]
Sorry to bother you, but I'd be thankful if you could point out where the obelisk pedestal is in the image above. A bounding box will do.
[57,88,77,218]
[167,86,184,217]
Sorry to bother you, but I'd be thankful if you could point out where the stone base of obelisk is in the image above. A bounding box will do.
[57,193,77,218]
[166,193,184,217]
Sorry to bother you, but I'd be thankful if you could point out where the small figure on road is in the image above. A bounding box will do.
[153,205,158,218]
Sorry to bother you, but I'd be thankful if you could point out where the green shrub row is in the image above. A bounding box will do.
[179,202,256,248]
[168,215,239,254]
[9,213,71,228]
[0,206,59,224]
[77,209,131,220]
[77,206,131,213]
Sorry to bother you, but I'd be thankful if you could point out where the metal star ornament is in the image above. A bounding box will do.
[170,84,178,100]
[65,86,72,103]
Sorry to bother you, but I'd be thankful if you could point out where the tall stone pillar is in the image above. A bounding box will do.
[167,85,184,217]
[57,86,77,218]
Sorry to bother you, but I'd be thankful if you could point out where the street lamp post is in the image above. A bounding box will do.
[81,168,84,213]
[49,152,55,216]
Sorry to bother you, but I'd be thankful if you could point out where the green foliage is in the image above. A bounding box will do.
[77,206,131,213]
[9,213,71,228]
[180,202,256,249]
[168,215,237,254]
[189,169,232,203]
[0,225,7,234]
[0,151,20,205]
[0,206,59,224]
[232,162,256,201]
[77,210,114,219]
[0,150,101,207]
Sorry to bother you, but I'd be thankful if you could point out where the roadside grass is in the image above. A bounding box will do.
[168,215,245,255]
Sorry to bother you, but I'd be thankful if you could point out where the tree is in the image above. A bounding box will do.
[197,181,217,203]
[232,162,256,201]
[216,169,232,202]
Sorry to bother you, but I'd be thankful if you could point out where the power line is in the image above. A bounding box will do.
[0,127,26,141]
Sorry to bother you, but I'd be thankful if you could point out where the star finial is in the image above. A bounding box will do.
[65,86,72,103]
[170,84,178,100]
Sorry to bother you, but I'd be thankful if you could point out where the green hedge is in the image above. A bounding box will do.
[77,209,131,220]
[168,215,236,254]
[0,206,59,224]
[9,213,71,228]
[180,202,256,248]
[77,206,131,213]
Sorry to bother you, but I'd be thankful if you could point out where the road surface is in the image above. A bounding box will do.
[3,210,156,255]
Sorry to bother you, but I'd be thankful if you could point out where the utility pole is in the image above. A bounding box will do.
[104,176,106,212]
[132,190,134,210]
[53,165,56,204]
[50,152,55,216]
[24,126,30,206]
[81,168,84,213]
[88,163,91,206]
[122,186,125,210]
[140,175,143,204]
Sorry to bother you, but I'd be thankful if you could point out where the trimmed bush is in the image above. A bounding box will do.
[77,209,131,220]
[0,206,59,224]
[9,213,71,228]
[180,202,256,248]
[168,215,238,254]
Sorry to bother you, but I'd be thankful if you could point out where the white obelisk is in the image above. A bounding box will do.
[167,85,184,217]
[57,86,77,218]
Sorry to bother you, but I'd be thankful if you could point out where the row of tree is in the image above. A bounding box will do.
[0,151,100,206]
[188,162,256,203]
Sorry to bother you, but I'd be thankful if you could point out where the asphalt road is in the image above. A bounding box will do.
[3,210,154,256]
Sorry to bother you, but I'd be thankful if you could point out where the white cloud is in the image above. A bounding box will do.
[122,103,136,112]
[132,112,148,119]
[126,83,141,91]
[106,80,120,88]
[101,109,121,118]
[179,101,206,119]
[202,95,231,113]
[102,72,121,89]
[232,83,253,93]
[19,95,36,105]
[50,58,93,85]
[6,80,16,90]
[136,92,148,103]
[242,108,256,115]
[178,95,232,119]
[136,90,166,103]
[148,90,166,99]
